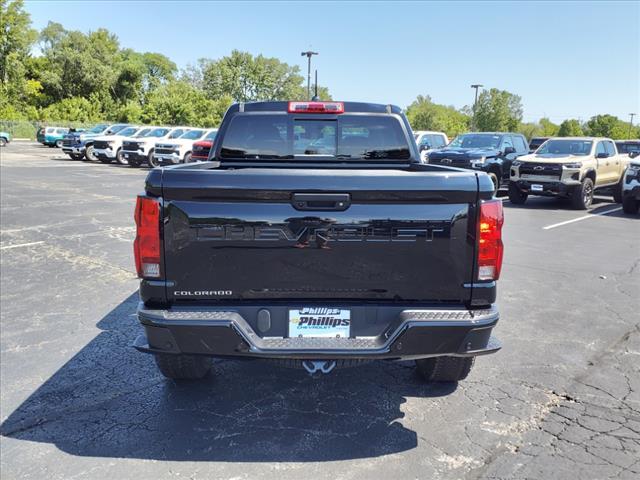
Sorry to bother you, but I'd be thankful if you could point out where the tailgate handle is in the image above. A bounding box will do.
[292,193,351,211]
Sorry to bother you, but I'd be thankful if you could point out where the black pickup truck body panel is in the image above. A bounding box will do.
[135,101,499,361]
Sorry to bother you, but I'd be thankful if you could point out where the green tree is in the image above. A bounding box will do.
[142,80,231,127]
[0,0,37,110]
[539,117,559,136]
[201,50,312,102]
[39,96,103,122]
[585,114,619,137]
[406,95,470,138]
[557,119,583,137]
[38,23,121,103]
[473,88,523,132]
[517,121,542,139]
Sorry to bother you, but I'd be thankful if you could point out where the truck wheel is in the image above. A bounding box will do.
[55,139,63,148]
[85,144,97,162]
[115,148,128,165]
[613,177,623,203]
[622,195,639,214]
[0,138,6,147]
[416,356,475,383]
[154,353,212,380]
[571,177,594,210]
[183,152,192,163]
[147,149,159,168]
[508,182,527,204]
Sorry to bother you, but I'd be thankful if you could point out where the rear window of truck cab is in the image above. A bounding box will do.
[219,114,411,161]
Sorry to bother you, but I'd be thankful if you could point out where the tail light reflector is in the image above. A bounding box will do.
[288,102,344,113]
[134,196,161,278]
[477,199,504,281]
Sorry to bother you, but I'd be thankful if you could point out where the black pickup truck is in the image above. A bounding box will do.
[133,101,504,383]
[427,132,529,193]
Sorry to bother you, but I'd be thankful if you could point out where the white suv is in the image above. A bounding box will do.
[154,128,217,166]
[122,126,191,168]
[414,131,449,162]
[93,126,148,164]
[622,159,640,214]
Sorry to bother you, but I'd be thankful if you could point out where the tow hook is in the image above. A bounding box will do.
[302,360,336,375]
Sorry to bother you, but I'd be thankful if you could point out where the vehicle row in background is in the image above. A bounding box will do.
[508,137,630,209]
[60,123,218,167]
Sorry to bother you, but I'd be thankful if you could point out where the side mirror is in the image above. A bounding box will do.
[503,146,516,155]
[596,152,608,159]
[419,143,431,152]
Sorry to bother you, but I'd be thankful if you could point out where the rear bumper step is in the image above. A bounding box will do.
[135,303,501,360]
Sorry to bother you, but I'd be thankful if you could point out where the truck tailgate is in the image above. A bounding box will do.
[161,167,478,304]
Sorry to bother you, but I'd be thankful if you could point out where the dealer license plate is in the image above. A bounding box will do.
[289,308,351,338]
[531,184,544,192]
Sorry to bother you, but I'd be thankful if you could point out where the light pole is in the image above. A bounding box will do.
[629,113,636,138]
[471,84,483,130]
[301,51,318,100]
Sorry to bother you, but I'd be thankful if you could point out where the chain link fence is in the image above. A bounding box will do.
[0,120,100,140]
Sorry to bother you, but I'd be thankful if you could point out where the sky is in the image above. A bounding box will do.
[24,0,640,124]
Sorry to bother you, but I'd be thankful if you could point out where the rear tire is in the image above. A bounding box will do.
[0,138,6,147]
[571,177,594,210]
[183,152,192,163]
[508,182,528,204]
[622,195,639,214]
[154,353,212,380]
[55,139,63,148]
[416,356,475,383]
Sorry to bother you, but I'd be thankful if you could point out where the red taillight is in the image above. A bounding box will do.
[477,199,504,281]
[134,196,161,278]
[288,101,344,114]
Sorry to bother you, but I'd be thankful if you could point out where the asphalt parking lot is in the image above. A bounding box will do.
[1,141,639,480]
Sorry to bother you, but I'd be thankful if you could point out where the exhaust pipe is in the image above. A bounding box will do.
[302,360,336,375]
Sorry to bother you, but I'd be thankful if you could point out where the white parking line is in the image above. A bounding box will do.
[0,241,45,250]
[542,207,622,230]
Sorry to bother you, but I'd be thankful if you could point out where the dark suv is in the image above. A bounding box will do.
[427,132,529,192]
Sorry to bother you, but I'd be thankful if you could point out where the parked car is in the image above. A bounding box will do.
[427,132,529,193]
[528,137,549,153]
[190,129,219,161]
[133,100,503,383]
[0,131,11,147]
[122,126,191,168]
[37,126,70,148]
[93,126,146,164]
[615,140,640,158]
[61,124,129,161]
[621,158,640,214]
[153,128,217,167]
[509,137,630,209]
[414,131,448,162]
